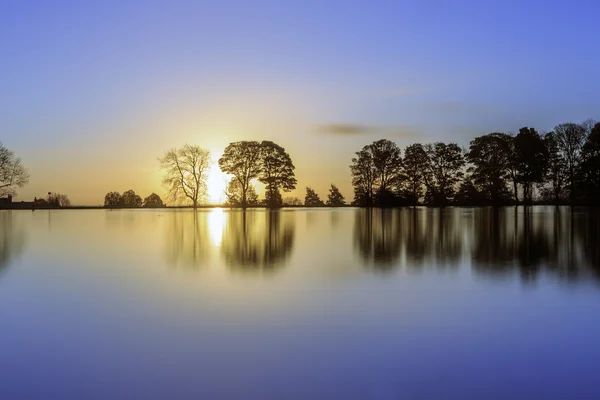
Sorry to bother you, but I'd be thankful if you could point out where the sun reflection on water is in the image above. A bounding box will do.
[208,209,226,246]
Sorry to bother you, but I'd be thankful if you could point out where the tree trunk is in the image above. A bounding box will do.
[241,189,247,209]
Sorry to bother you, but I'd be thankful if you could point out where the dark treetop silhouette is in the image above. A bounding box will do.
[0,142,29,198]
[349,119,600,207]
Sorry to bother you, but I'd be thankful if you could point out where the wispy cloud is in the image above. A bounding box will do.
[317,124,421,139]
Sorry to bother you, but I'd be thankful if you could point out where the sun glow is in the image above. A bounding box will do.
[206,160,229,204]
[208,209,226,246]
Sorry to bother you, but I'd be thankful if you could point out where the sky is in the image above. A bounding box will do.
[1,0,599,205]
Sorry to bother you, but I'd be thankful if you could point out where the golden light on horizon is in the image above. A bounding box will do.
[206,158,229,204]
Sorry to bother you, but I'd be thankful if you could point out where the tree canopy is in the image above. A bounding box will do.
[326,184,345,206]
[218,141,262,208]
[143,193,165,208]
[104,191,122,207]
[304,187,324,206]
[0,142,29,198]
[258,141,296,208]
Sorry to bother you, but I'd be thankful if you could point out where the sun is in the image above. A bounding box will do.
[206,160,229,205]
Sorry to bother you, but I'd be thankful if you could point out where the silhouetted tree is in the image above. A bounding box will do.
[541,131,568,204]
[104,191,122,207]
[282,196,302,206]
[225,178,259,206]
[218,141,262,208]
[47,193,71,208]
[421,142,465,206]
[554,122,587,204]
[350,147,376,206]
[143,193,165,208]
[400,143,427,205]
[370,139,403,191]
[504,135,521,203]
[514,127,548,204]
[326,184,346,206]
[121,190,142,207]
[466,133,513,205]
[580,122,600,203]
[259,141,296,208]
[159,144,211,208]
[0,142,29,198]
[304,187,324,206]
[350,139,402,206]
[454,177,487,206]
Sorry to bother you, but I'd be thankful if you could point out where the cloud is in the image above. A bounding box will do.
[318,124,370,136]
[317,124,421,140]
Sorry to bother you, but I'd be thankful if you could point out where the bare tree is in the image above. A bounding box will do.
[47,193,71,208]
[159,144,211,208]
[0,142,29,198]
[554,123,587,204]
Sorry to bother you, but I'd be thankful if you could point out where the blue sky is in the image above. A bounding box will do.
[1,0,599,204]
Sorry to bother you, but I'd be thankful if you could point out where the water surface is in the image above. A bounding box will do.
[1,207,600,399]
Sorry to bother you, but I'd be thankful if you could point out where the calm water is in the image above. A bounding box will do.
[1,207,600,399]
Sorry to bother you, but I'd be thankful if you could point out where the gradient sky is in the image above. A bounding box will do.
[2,0,599,205]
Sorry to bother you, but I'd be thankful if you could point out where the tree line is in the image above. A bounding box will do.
[350,120,600,207]
[104,190,165,208]
[3,119,599,208]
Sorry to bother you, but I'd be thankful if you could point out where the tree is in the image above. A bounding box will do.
[350,139,402,207]
[0,142,29,198]
[350,146,377,206]
[282,196,302,206]
[104,191,122,207]
[503,135,521,203]
[514,127,548,204]
[218,141,263,208]
[143,193,165,208]
[554,123,587,204]
[259,141,296,208]
[304,187,324,206]
[225,178,258,206]
[121,190,142,207]
[400,144,428,205]
[326,184,346,206]
[421,142,465,206]
[47,193,71,208]
[159,144,211,208]
[466,133,513,205]
[370,139,403,191]
[580,122,600,203]
[454,177,486,206]
[541,132,568,205]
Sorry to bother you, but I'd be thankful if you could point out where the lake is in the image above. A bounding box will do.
[1,207,600,399]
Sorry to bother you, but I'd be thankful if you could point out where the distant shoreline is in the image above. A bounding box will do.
[1,203,597,211]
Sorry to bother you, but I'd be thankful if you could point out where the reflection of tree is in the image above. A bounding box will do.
[165,212,210,268]
[471,208,518,275]
[0,211,26,275]
[470,206,600,282]
[427,208,462,267]
[574,210,600,277]
[354,208,463,271]
[354,209,402,271]
[221,211,295,273]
